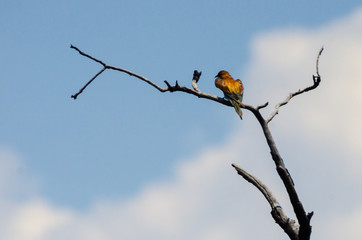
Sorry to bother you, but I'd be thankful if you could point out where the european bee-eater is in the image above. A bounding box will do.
[215,70,244,119]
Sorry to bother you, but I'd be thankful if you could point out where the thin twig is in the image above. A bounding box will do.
[71,45,106,66]
[316,47,324,77]
[256,102,269,110]
[71,67,106,99]
[266,47,324,123]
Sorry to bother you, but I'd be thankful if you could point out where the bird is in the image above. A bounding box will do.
[215,70,244,119]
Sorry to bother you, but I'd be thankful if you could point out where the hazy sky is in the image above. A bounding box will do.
[1,1,362,239]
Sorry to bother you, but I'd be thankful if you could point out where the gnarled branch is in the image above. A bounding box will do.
[70,45,322,240]
[232,164,299,240]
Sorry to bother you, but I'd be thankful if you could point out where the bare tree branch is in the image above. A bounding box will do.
[71,46,248,110]
[70,46,270,118]
[70,45,168,99]
[266,47,324,123]
[232,164,279,209]
[70,45,322,240]
[232,164,299,240]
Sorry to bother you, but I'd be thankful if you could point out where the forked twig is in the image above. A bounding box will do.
[70,45,168,99]
[266,47,324,123]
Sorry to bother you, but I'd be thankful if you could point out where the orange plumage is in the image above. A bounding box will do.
[215,70,244,119]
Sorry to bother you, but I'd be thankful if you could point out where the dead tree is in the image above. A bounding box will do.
[70,45,323,240]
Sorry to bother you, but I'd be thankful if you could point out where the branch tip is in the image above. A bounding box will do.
[257,102,269,110]
[192,70,202,92]
[192,70,202,83]
[164,80,171,88]
[318,46,324,56]
[316,46,324,76]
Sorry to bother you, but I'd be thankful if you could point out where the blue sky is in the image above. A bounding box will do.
[1,1,362,239]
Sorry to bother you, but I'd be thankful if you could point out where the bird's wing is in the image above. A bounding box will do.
[235,79,244,102]
[223,78,243,103]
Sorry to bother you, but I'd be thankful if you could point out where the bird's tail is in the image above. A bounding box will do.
[231,100,243,120]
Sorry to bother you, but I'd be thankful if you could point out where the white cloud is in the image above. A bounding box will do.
[48,137,284,240]
[315,206,362,239]
[3,199,72,240]
[1,8,362,240]
[0,147,36,198]
[0,137,283,240]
